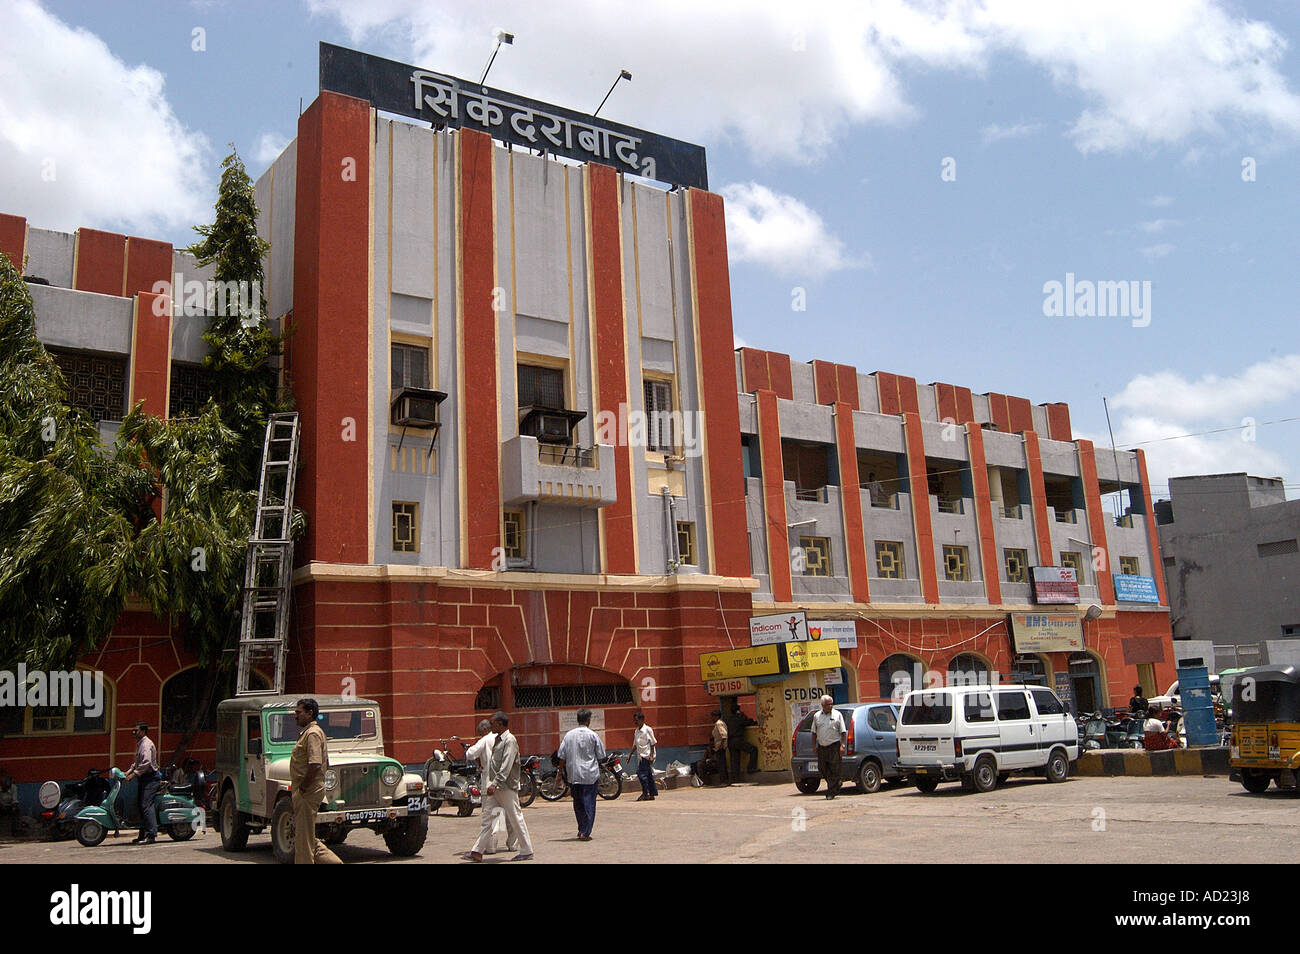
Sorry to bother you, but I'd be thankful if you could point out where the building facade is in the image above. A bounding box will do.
[1156,473,1300,671]
[1,73,1178,786]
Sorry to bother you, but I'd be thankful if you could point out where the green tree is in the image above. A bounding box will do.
[0,250,148,670]
[0,146,296,761]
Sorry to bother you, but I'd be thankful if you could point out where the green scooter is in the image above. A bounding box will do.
[74,766,203,847]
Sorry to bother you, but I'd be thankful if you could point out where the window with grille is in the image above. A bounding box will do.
[392,342,431,391]
[1004,548,1029,584]
[1059,551,1085,583]
[169,362,213,419]
[48,349,127,423]
[1118,555,1140,575]
[943,544,969,581]
[512,683,634,708]
[518,364,564,408]
[1258,539,1298,558]
[644,378,676,451]
[800,536,831,577]
[392,502,419,553]
[875,541,904,579]
[504,510,526,560]
[676,521,697,565]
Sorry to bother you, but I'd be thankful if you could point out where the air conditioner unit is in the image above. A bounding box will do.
[391,387,447,429]
[518,406,586,445]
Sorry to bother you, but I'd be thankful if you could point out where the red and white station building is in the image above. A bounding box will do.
[0,46,1175,784]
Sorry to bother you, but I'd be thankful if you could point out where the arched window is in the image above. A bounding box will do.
[878,654,924,701]
[947,653,991,687]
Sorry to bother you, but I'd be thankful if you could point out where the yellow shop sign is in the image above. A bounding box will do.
[699,646,783,681]
[783,639,841,673]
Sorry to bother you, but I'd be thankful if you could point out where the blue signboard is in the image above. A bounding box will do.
[1113,574,1159,603]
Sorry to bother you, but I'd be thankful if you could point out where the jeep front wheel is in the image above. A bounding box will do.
[384,813,429,857]
[270,797,295,865]
[219,788,249,852]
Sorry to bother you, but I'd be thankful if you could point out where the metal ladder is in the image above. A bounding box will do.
[235,412,300,695]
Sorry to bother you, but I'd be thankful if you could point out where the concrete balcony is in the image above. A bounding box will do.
[501,435,617,507]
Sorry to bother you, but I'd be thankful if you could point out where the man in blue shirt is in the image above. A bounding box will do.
[556,708,605,841]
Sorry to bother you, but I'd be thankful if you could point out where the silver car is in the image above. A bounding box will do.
[791,702,907,794]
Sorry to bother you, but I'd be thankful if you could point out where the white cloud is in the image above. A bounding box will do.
[1112,354,1300,421]
[1139,218,1179,233]
[1138,243,1175,260]
[1098,354,1300,490]
[1147,195,1175,207]
[252,132,290,171]
[0,0,210,235]
[980,121,1041,144]
[307,0,1300,163]
[719,181,863,277]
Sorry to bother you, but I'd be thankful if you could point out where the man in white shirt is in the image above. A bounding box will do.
[123,722,160,843]
[469,712,533,862]
[465,719,516,855]
[810,695,847,800]
[631,711,658,801]
[556,708,605,840]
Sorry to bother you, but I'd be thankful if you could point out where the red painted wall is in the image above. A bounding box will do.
[902,411,940,604]
[130,292,171,417]
[74,228,127,296]
[587,164,636,573]
[1022,431,1055,567]
[0,213,26,269]
[125,236,174,299]
[756,389,792,602]
[688,188,749,578]
[965,425,1002,606]
[1077,439,1117,604]
[833,401,870,603]
[290,90,373,564]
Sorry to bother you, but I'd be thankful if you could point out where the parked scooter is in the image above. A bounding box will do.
[38,768,111,841]
[1082,713,1108,751]
[424,738,481,817]
[74,766,203,847]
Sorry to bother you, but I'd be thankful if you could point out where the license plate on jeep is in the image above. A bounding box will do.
[343,809,388,823]
[406,796,428,813]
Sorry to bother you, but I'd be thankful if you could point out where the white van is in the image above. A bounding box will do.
[895,685,1079,793]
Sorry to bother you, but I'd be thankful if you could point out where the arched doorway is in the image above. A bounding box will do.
[1068,652,1105,713]
[878,654,924,701]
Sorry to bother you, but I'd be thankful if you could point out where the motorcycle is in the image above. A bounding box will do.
[519,754,542,808]
[1081,714,1108,751]
[424,737,481,817]
[38,768,111,841]
[74,766,203,847]
[537,750,624,801]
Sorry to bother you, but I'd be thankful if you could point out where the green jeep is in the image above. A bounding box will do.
[215,695,428,863]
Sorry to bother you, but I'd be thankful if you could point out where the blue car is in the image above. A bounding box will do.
[791,702,906,794]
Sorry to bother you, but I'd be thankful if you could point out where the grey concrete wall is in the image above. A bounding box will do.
[31,284,133,354]
[790,361,815,405]
[24,227,75,287]
[745,477,772,599]
[1159,473,1300,648]
[254,140,297,323]
[857,373,880,414]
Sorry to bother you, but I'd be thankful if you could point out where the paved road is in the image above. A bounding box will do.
[4,774,1295,864]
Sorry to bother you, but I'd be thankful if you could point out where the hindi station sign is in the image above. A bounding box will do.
[319,43,709,190]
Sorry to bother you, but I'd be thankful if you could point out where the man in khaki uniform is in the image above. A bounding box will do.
[291,698,342,865]
[710,710,730,786]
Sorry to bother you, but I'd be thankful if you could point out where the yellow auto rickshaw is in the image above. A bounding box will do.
[1229,664,1300,794]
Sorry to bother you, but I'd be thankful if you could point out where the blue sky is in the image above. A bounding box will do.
[4,0,1299,500]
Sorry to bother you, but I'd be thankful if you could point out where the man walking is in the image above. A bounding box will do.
[123,722,160,844]
[466,718,513,855]
[290,698,341,864]
[469,712,533,862]
[556,708,604,840]
[725,702,760,778]
[811,695,846,799]
[631,711,658,801]
[710,710,730,786]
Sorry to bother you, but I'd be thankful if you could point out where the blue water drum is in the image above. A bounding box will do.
[1177,662,1217,747]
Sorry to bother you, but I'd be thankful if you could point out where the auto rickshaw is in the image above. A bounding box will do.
[1228,664,1300,794]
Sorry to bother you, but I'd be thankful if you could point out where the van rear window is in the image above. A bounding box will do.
[902,692,953,725]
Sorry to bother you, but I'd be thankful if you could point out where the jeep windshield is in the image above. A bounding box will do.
[267,708,380,744]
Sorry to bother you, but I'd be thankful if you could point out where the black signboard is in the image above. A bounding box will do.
[319,43,708,191]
